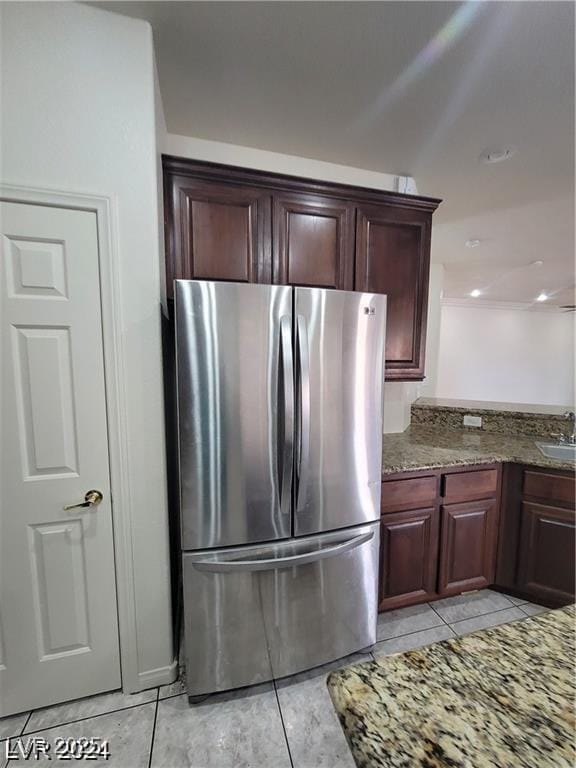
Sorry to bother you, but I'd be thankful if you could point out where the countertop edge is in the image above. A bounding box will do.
[382,431,576,476]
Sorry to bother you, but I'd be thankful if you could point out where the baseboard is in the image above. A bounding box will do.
[135,658,179,691]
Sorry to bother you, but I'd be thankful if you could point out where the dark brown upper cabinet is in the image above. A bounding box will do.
[164,175,271,289]
[355,204,433,380]
[163,156,440,381]
[272,193,354,289]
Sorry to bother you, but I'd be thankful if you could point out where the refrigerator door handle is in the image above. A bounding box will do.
[191,530,374,572]
[279,315,294,516]
[296,314,311,512]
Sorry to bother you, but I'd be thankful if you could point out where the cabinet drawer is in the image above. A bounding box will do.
[442,469,498,502]
[523,471,575,506]
[381,476,437,512]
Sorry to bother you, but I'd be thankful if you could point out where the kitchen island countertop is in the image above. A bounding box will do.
[327,605,575,768]
[383,425,576,475]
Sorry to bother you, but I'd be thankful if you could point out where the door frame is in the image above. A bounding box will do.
[1,183,148,694]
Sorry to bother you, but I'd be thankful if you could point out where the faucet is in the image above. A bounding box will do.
[555,411,576,445]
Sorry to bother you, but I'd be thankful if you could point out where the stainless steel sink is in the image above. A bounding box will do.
[535,441,576,461]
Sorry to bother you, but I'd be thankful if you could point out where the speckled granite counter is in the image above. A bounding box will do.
[328,605,576,768]
[411,398,571,437]
[383,426,576,474]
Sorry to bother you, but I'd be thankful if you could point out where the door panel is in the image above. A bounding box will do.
[517,502,575,605]
[379,507,439,610]
[293,288,386,536]
[355,204,431,380]
[0,202,120,716]
[273,193,354,289]
[166,177,271,294]
[438,500,498,595]
[28,521,90,658]
[176,280,292,550]
[182,523,379,695]
[13,326,78,475]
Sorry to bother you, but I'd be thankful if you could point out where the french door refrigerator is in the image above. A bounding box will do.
[175,280,386,697]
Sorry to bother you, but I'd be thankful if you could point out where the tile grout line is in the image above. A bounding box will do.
[447,602,525,630]
[427,601,447,624]
[375,601,520,648]
[273,679,295,768]
[147,694,160,768]
[375,619,447,646]
[0,711,34,749]
[19,711,32,737]
[518,605,547,617]
[158,691,186,703]
[20,700,157,738]
[4,710,34,764]
[429,597,517,625]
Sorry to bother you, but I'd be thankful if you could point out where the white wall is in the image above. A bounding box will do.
[419,264,445,398]
[1,2,174,690]
[165,133,398,190]
[435,303,575,405]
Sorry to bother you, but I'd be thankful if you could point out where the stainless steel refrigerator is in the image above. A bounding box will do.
[175,280,386,697]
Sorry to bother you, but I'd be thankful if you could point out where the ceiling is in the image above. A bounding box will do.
[95,1,575,306]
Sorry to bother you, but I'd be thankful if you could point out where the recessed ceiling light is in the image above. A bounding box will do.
[530,260,544,267]
[536,293,548,302]
[465,239,481,248]
[479,145,517,164]
[470,289,482,298]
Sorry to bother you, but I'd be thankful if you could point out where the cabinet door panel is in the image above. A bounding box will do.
[355,204,431,380]
[165,176,271,295]
[379,507,439,611]
[439,500,498,595]
[517,502,575,605]
[273,194,354,289]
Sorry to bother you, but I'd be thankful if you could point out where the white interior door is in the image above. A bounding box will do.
[0,201,121,716]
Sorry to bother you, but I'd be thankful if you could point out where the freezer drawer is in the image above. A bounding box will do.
[182,522,380,696]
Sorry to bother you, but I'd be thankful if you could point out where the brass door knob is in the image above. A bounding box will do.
[63,489,103,511]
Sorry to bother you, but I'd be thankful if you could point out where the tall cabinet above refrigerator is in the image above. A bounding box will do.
[175,280,386,697]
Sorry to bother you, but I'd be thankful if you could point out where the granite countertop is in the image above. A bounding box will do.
[412,397,572,417]
[327,605,576,768]
[383,425,576,474]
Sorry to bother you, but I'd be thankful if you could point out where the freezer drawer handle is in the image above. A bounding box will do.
[296,314,311,513]
[191,531,374,573]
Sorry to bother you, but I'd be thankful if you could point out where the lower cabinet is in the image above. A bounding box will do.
[516,502,575,605]
[495,465,575,607]
[379,465,501,611]
[379,463,575,613]
[379,507,439,611]
[438,499,498,596]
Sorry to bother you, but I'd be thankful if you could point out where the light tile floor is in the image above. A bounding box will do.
[0,590,549,768]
